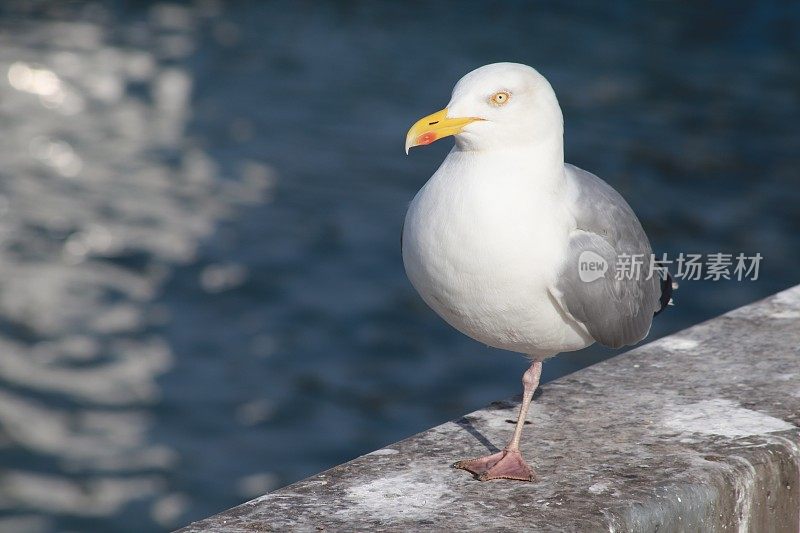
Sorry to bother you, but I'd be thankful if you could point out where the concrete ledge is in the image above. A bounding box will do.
[178,286,800,532]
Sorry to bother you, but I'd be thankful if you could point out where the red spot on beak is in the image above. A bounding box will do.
[417,132,437,146]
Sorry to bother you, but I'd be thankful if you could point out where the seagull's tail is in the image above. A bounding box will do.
[654,265,676,316]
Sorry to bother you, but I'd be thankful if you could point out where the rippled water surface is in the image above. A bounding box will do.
[0,2,798,531]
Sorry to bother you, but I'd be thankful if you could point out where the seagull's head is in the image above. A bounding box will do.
[405,62,563,154]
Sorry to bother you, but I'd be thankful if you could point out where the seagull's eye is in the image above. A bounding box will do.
[490,91,510,106]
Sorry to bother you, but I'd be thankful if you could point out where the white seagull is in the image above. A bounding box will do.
[403,63,672,482]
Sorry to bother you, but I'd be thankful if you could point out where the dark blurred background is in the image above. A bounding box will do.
[0,1,797,531]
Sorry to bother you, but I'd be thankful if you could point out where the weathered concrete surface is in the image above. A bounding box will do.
[178,286,800,532]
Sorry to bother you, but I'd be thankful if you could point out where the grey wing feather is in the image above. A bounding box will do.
[553,164,661,349]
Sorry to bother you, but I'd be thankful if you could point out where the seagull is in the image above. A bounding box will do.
[402,63,672,482]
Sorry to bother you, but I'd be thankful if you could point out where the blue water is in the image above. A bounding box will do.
[0,2,797,531]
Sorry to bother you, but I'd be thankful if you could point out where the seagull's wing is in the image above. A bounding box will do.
[551,164,664,349]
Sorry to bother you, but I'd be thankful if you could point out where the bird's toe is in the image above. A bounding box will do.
[454,449,536,482]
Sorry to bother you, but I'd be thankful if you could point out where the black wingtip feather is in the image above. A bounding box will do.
[655,271,674,316]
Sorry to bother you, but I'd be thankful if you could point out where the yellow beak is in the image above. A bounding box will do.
[405,108,482,154]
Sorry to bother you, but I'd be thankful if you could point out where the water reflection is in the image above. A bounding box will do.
[0,3,270,530]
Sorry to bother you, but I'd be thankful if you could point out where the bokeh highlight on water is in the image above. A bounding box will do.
[0,2,797,531]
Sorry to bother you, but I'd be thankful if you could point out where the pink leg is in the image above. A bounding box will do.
[454,361,542,482]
